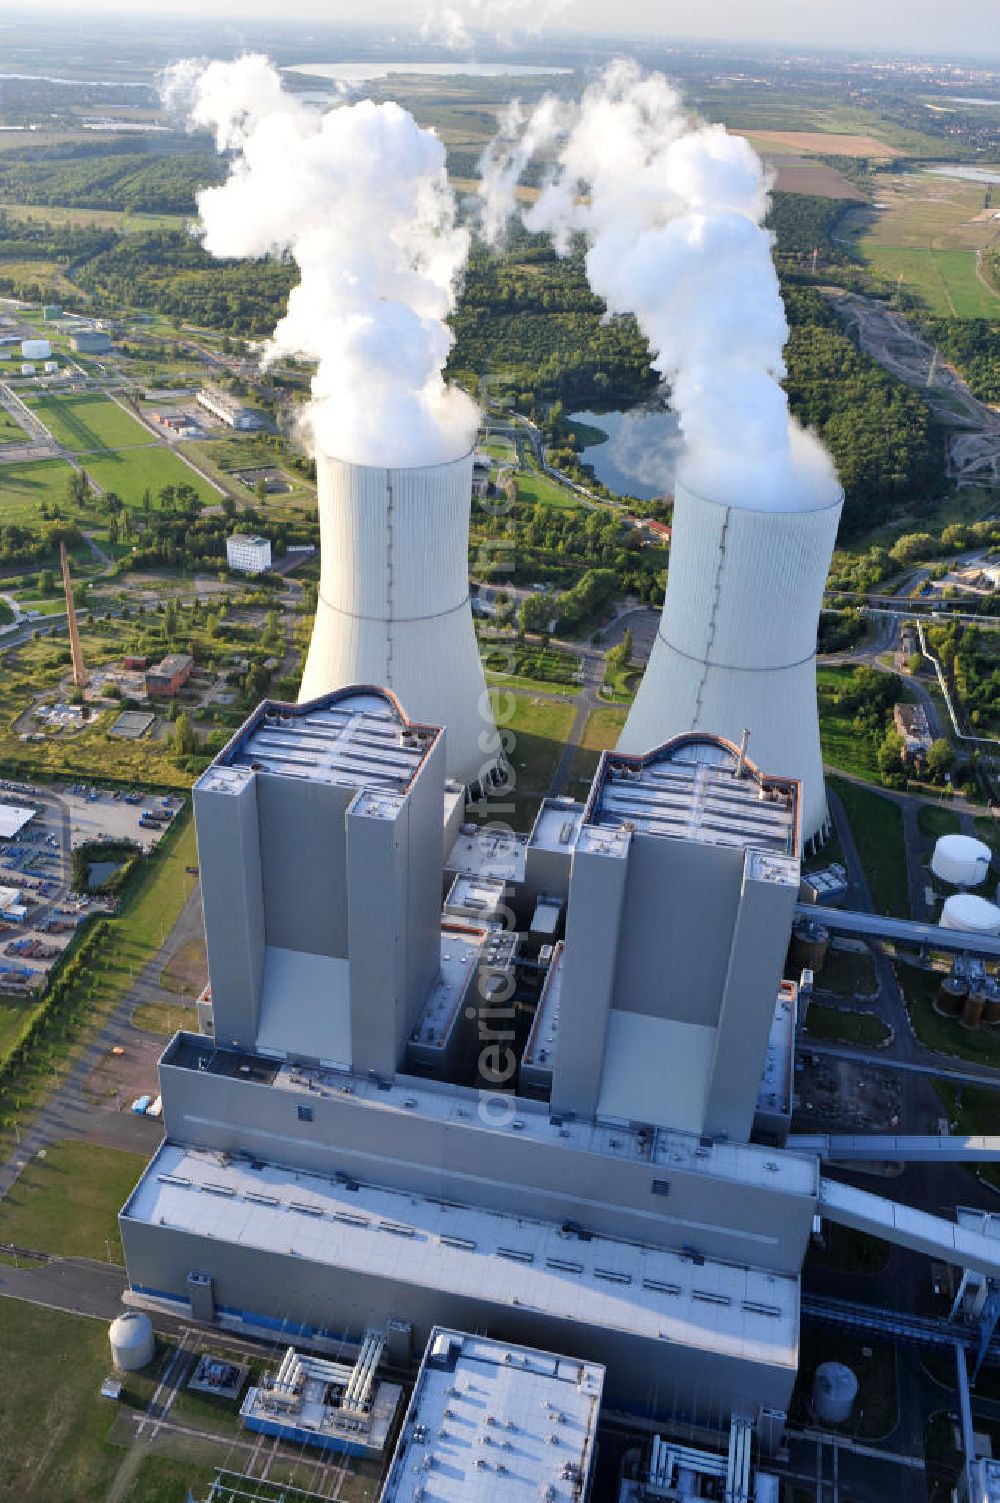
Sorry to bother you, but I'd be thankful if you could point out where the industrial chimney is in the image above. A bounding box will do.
[299,448,497,788]
[619,476,844,851]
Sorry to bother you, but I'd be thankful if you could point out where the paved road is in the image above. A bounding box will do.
[0,879,202,1203]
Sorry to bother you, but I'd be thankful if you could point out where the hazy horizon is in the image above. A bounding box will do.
[8,1,1000,63]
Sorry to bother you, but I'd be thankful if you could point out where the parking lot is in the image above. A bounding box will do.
[0,779,185,993]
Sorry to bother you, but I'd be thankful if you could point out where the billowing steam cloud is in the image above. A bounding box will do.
[480,60,840,511]
[422,0,570,52]
[163,55,478,468]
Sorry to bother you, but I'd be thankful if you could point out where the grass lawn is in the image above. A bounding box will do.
[975,815,1000,858]
[814,945,878,998]
[490,692,575,795]
[0,456,82,525]
[917,803,962,841]
[0,1139,146,1261]
[0,409,29,446]
[514,464,578,510]
[0,994,45,1062]
[817,666,892,784]
[898,961,1000,1068]
[28,394,151,453]
[131,1001,197,1036]
[803,1002,890,1048]
[568,704,629,791]
[83,447,218,508]
[829,776,910,918]
[859,242,1000,318]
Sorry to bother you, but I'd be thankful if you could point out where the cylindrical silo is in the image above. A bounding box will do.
[963,989,986,1029]
[299,448,497,787]
[109,1311,155,1371]
[619,477,844,850]
[812,1362,858,1425]
[938,974,969,1017]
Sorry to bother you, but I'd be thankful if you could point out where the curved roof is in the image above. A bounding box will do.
[584,732,799,855]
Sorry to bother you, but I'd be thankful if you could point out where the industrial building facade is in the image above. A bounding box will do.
[120,685,1000,1454]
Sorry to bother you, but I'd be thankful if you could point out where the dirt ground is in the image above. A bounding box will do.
[84,1029,163,1109]
[770,156,866,200]
[795,1054,902,1130]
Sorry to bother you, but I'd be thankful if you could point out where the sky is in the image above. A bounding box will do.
[19,0,1000,59]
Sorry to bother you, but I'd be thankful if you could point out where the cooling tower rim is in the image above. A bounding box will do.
[673,471,845,518]
[313,444,475,474]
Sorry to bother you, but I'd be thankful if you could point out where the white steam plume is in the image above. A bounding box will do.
[421,0,570,52]
[480,60,840,512]
[163,54,478,469]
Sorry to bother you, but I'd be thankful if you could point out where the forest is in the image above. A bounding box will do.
[0,141,223,215]
[915,315,1000,404]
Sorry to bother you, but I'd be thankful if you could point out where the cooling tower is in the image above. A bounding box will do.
[300,449,496,787]
[619,477,844,849]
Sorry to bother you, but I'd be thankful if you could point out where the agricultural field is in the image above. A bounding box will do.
[768,157,866,199]
[838,169,1000,316]
[28,393,153,453]
[744,130,903,159]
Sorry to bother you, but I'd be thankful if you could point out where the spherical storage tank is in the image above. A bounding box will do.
[931,834,992,889]
[940,893,1000,937]
[20,338,51,361]
[812,1361,858,1425]
[299,449,498,788]
[109,1311,155,1371]
[619,476,844,851]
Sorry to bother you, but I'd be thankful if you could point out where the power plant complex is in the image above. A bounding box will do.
[118,648,1000,1498]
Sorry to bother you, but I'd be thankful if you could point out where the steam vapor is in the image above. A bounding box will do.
[163,55,478,468]
[480,60,840,511]
[421,0,570,52]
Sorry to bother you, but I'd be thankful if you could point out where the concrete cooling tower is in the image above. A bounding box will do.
[619,477,844,850]
[300,449,496,788]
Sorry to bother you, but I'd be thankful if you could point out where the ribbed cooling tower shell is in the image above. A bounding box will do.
[300,450,496,786]
[619,479,844,848]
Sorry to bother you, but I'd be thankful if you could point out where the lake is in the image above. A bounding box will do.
[568,408,679,502]
[926,165,1000,184]
[284,62,572,86]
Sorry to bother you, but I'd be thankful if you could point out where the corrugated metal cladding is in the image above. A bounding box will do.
[300,451,497,787]
[620,479,844,847]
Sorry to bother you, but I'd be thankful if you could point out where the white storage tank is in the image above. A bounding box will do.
[21,338,51,360]
[43,359,58,374]
[20,363,35,377]
[812,1361,858,1425]
[109,1310,155,1371]
[932,834,992,889]
[940,893,1000,936]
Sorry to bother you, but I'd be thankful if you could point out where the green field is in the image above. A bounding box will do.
[28,393,152,453]
[803,1003,891,1048]
[829,776,910,918]
[486,690,576,828]
[917,802,962,840]
[0,456,80,523]
[83,446,217,507]
[863,246,1000,317]
[0,409,28,446]
[0,1139,146,1262]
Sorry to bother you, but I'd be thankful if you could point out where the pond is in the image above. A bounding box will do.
[87,860,121,890]
[568,407,679,502]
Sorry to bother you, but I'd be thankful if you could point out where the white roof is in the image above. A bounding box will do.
[125,1143,799,1366]
[528,799,584,854]
[382,1328,603,1503]
[447,826,527,883]
[0,803,36,840]
[0,885,22,909]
